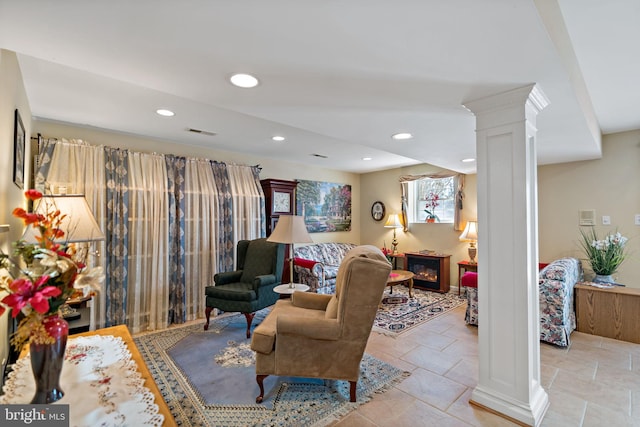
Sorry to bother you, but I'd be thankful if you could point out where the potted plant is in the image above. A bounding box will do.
[424,192,440,223]
[578,227,628,283]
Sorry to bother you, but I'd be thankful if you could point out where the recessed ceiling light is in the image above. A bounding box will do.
[272,136,285,141]
[156,109,175,117]
[230,73,259,88]
[362,157,372,161]
[392,132,413,140]
[462,158,476,163]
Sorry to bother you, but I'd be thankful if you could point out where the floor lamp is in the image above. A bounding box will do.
[267,215,313,288]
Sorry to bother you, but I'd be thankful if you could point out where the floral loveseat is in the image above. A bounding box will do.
[293,243,357,294]
[465,257,582,347]
[539,257,583,346]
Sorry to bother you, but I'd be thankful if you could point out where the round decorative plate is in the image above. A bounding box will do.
[371,201,385,221]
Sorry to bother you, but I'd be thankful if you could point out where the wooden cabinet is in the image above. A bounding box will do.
[404,252,451,293]
[260,179,297,235]
[575,284,640,344]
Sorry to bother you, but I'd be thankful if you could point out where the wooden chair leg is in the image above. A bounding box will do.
[349,380,357,402]
[244,312,255,338]
[256,374,268,403]
[204,306,213,331]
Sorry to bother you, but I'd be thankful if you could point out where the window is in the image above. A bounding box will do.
[408,176,455,223]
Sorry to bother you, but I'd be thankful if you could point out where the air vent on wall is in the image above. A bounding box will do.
[579,209,596,226]
[187,128,217,137]
[311,153,328,159]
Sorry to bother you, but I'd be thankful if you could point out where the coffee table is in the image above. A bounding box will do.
[387,270,414,298]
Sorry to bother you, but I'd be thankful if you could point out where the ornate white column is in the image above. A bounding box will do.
[463,84,549,426]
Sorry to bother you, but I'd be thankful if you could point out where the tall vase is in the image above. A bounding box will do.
[30,313,69,404]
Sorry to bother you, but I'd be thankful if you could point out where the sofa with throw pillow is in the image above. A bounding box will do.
[293,242,357,294]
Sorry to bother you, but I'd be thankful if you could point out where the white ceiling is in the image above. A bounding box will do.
[0,0,638,174]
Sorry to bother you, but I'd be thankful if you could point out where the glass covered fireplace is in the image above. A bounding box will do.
[405,252,451,293]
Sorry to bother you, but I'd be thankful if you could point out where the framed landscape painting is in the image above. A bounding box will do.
[13,109,25,189]
[296,179,351,232]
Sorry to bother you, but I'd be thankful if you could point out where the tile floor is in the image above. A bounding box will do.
[331,304,640,427]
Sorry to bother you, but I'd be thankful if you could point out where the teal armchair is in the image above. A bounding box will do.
[204,238,285,338]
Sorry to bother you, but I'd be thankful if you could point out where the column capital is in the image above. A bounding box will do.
[463,84,549,127]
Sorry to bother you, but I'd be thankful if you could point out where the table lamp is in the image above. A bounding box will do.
[459,220,478,264]
[21,194,105,317]
[384,213,403,254]
[267,215,313,288]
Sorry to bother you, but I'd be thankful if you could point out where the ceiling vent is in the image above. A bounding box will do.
[187,128,217,137]
[311,153,328,159]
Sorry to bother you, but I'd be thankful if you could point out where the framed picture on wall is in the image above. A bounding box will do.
[13,109,25,189]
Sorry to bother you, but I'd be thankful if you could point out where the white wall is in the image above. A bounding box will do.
[32,119,362,245]
[0,49,32,381]
[538,130,640,287]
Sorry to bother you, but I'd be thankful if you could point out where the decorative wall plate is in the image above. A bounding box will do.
[371,201,385,221]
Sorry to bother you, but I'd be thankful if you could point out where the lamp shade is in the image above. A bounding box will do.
[267,215,313,244]
[21,195,105,243]
[459,220,478,242]
[384,214,402,229]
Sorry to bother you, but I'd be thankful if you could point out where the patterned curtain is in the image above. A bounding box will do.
[36,139,264,332]
[165,155,186,324]
[211,161,234,271]
[104,147,130,327]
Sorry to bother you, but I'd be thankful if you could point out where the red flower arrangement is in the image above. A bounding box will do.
[0,190,103,349]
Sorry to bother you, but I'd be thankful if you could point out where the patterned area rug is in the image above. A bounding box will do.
[134,309,409,426]
[374,285,466,336]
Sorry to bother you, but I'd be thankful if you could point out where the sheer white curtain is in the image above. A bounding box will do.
[183,159,219,321]
[227,164,264,245]
[44,140,106,330]
[127,152,170,333]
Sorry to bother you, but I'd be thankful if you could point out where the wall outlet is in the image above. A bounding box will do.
[602,215,611,225]
[635,214,640,225]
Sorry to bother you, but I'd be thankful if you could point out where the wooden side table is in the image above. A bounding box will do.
[389,254,405,270]
[457,261,478,295]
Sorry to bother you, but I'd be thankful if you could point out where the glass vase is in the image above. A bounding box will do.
[29,313,69,404]
[593,274,614,284]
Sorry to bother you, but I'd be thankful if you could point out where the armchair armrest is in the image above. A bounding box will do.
[291,292,332,310]
[277,315,341,340]
[214,270,242,285]
[253,274,277,288]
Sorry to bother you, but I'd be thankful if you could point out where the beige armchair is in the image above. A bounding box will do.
[250,245,391,403]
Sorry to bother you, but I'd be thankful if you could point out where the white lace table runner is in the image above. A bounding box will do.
[0,335,164,427]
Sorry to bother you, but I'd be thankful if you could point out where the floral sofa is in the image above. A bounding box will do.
[293,243,357,294]
[539,257,583,346]
[465,257,582,347]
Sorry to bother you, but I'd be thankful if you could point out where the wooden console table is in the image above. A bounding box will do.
[575,283,640,344]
